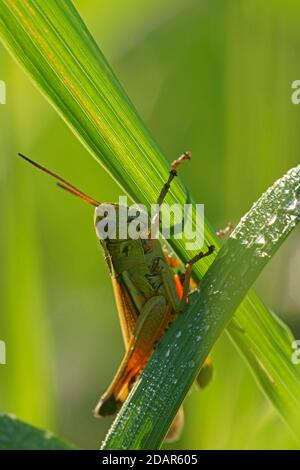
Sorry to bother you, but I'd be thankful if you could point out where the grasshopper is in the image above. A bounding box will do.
[19,152,214,441]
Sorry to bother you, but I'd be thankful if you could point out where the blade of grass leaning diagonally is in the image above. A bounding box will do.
[0,0,299,442]
[102,165,300,449]
[0,413,76,450]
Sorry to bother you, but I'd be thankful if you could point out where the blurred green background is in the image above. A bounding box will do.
[1,0,300,449]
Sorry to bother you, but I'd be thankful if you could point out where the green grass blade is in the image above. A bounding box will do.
[0,413,75,450]
[0,0,299,445]
[102,165,300,449]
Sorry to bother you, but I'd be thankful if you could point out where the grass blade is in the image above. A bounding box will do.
[0,413,75,450]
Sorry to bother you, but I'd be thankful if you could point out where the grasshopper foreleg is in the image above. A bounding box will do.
[180,245,215,309]
[156,151,191,207]
[151,152,191,237]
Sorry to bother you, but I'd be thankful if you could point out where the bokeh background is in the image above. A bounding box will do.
[1,0,300,449]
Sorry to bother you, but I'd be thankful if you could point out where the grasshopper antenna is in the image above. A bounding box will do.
[18,153,100,207]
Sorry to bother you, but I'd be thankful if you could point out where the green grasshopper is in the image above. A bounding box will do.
[19,152,214,441]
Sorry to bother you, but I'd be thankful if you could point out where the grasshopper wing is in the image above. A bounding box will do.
[94,295,173,417]
[111,276,139,347]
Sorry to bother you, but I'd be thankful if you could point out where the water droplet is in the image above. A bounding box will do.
[176,331,182,338]
[188,360,195,368]
[295,186,300,199]
[255,249,270,258]
[255,235,265,246]
[165,349,170,358]
[286,198,298,213]
[267,215,277,226]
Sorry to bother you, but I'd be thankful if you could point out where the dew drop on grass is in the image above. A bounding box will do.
[286,198,298,213]
[255,235,266,246]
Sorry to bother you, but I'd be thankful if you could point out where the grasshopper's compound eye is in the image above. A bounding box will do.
[94,204,117,240]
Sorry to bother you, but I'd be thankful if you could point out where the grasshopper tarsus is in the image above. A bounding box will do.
[216,223,233,239]
[171,151,192,171]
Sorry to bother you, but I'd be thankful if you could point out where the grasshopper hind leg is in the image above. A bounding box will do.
[165,405,185,443]
[180,245,215,308]
[94,296,172,418]
[95,368,139,417]
[95,394,120,417]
